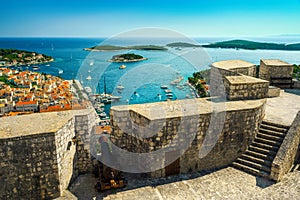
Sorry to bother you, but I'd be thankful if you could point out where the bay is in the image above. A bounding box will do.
[0,37,300,107]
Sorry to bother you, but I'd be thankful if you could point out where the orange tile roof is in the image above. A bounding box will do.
[16,101,37,106]
[95,126,112,134]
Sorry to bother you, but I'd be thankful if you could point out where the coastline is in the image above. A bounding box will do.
[0,59,54,68]
[83,48,124,52]
[107,58,148,63]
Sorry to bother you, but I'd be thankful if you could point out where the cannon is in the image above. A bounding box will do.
[94,163,127,192]
[94,135,127,192]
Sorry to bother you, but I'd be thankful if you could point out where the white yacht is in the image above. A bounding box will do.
[160,85,168,89]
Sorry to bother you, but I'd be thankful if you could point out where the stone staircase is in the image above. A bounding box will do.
[233,120,290,177]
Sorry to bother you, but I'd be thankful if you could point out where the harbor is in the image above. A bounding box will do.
[83,74,201,123]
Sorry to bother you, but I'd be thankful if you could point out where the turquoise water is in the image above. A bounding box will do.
[286,89,300,96]
[1,37,300,107]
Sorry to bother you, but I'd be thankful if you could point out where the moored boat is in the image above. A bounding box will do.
[160,85,168,89]
[99,112,107,118]
[32,66,40,70]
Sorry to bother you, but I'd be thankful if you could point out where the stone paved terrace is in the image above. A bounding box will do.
[67,167,300,200]
[265,90,300,126]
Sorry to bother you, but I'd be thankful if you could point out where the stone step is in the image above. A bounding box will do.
[248,145,277,156]
[246,149,275,161]
[260,124,289,133]
[259,128,286,138]
[232,162,270,177]
[254,138,281,148]
[261,121,290,130]
[257,132,284,142]
[241,154,272,166]
[252,140,280,151]
[236,158,271,173]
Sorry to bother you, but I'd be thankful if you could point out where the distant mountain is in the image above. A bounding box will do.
[202,40,300,50]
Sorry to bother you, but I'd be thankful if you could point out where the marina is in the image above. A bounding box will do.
[32,66,40,70]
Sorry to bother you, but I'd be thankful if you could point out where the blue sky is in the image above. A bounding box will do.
[1,0,300,37]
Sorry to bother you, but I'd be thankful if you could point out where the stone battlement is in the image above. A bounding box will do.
[0,107,98,199]
[0,111,74,139]
[110,98,266,177]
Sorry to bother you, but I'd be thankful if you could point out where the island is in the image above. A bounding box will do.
[166,40,300,51]
[108,53,147,63]
[166,42,202,48]
[202,40,300,51]
[0,49,54,67]
[84,45,167,51]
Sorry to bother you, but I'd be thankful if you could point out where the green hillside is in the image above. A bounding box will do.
[202,40,300,50]
[166,42,202,47]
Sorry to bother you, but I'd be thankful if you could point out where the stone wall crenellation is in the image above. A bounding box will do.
[0,108,97,200]
[74,109,98,174]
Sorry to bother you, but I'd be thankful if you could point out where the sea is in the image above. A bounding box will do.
[1,36,300,110]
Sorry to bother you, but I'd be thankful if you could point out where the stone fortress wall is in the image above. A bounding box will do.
[110,99,266,178]
[73,108,98,174]
[0,107,97,200]
[259,59,294,88]
[211,60,269,100]
[259,59,293,81]
[271,111,300,181]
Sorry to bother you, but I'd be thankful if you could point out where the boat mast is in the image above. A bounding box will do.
[97,82,101,94]
[104,76,107,95]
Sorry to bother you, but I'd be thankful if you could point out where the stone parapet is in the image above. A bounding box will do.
[211,60,256,77]
[74,108,98,174]
[0,107,98,199]
[211,60,269,101]
[224,75,269,100]
[110,98,266,177]
[293,79,300,89]
[0,111,75,199]
[267,86,281,98]
[259,59,293,81]
[271,111,300,181]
